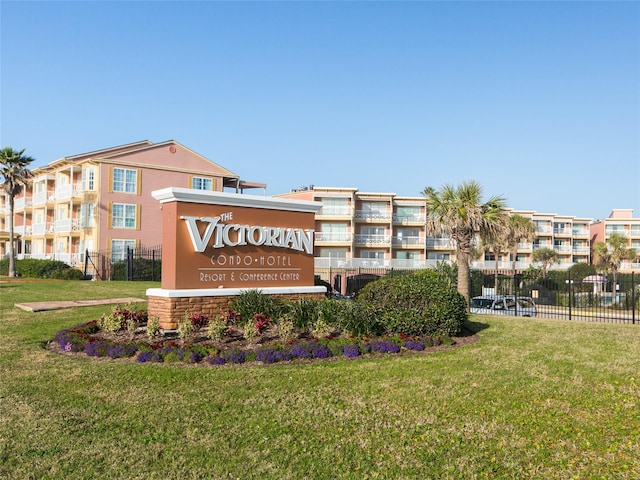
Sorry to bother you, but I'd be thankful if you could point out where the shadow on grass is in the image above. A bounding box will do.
[461,319,490,336]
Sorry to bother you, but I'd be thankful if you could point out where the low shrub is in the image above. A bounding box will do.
[356,269,467,336]
[0,258,87,279]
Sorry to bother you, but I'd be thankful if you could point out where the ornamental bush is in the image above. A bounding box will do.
[356,269,466,337]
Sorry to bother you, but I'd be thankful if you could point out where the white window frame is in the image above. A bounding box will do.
[111,239,136,262]
[113,167,137,193]
[191,177,213,190]
[112,203,136,229]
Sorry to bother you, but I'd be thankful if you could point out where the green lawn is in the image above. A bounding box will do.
[1,280,639,479]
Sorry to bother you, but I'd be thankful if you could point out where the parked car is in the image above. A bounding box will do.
[470,295,537,317]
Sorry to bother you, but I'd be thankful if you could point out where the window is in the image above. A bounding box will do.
[428,252,450,261]
[112,168,137,193]
[82,167,95,191]
[320,198,349,216]
[396,206,421,222]
[360,250,385,259]
[80,203,94,227]
[111,239,136,262]
[111,203,137,228]
[396,251,419,260]
[192,177,213,190]
[318,248,347,258]
[361,226,386,236]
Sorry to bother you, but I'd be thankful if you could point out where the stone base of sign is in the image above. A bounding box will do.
[146,286,327,330]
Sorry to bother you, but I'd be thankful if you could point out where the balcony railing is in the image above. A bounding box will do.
[572,246,590,254]
[392,236,424,247]
[553,228,572,235]
[354,234,391,245]
[33,190,56,205]
[426,237,455,249]
[14,197,33,210]
[572,229,590,237]
[32,222,55,235]
[315,232,352,243]
[536,226,553,234]
[54,218,81,233]
[392,214,426,224]
[317,206,351,217]
[553,245,572,253]
[355,211,391,221]
[55,183,82,200]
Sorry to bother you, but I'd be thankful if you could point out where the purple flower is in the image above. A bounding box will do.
[136,351,154,363]
[403,340,425,351]
[342,344,361,357]
[206,355,226,366]
[369,340,401,354]
[225,349,246,364]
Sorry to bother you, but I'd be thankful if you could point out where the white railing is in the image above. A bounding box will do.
[54,218,81,233]
[315,232,352,243]
[536,225,553,234]
[426,237,455,248]
[517,242,533,250]
[392,236,424,247]
[13,225,32,236]
[317,206,351,216]
[572,229,590,237]
[354,234,391,245]
[32,223,50,236]
[14,197,32,209]
[55,183,81,200]
[553,228,572,235]
[33,190,56,205]
[553,245,572,253]
[572,246,590,254]
[355,211,391,221]
[393,214,426,224]
[314,257,441,270]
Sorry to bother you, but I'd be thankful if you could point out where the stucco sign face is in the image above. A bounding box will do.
[152,188,321,290]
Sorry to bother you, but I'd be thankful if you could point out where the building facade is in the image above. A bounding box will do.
[590,209,640,271]
[278,186,598,274]
[0,140,264,267]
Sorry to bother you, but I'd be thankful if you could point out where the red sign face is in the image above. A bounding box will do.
[154,188,320,290]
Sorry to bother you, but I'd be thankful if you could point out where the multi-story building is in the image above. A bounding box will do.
[590,209,640,272]
[279,186,429,269]
[0,140,264,267]
[278,186,596,275]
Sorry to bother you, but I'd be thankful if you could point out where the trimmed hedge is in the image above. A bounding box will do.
[0,258,85,280]
[356,269,467,336]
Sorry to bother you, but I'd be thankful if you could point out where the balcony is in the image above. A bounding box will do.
[315,257,438,270]
[392,236,424,248]
[535,225,553,235]
[55,218,81,233]
[315,232,352,243]
[355,211,391,222]
[392,214,426,224]
[553,245,572,254]
[553,227,572,236]
[14,197,33,210]
[572,229,590,238]
[572,246,590,254]
[354,234,391,245]
[32,222,55,236]
[55,183,82,200]
[33,190,56,205]
[316,206,351,217]
[426,237,455,249]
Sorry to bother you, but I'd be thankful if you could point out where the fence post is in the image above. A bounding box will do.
[567,270,572,321]
[84,249,89,278]
[632,272,636,325]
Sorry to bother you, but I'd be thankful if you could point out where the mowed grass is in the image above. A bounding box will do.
[1,280,639,479]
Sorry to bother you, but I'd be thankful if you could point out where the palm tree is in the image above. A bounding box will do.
[424,180,507,307]
[531,247,558,278]
[1,147,35,277]
[593,232,637,304]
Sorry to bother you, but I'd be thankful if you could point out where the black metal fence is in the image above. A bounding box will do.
[317,266,639,325]
[469,271,638,324]
[83,245,162,281]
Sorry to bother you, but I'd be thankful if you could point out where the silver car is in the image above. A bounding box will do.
[470,295,537,317]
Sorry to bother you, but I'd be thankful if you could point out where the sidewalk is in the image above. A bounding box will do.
[15,297,146,312]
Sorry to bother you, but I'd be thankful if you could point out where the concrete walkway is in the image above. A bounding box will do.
[15,297,146,312]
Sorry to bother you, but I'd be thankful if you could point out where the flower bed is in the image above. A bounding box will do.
[50,319,455,366]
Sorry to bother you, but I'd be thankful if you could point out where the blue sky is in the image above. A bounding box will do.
[1,1,639,221]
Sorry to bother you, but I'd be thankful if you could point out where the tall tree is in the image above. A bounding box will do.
[1,147,35,277]
[424,180,506,307]
[593,232,637,304]
[531,247,558,278]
